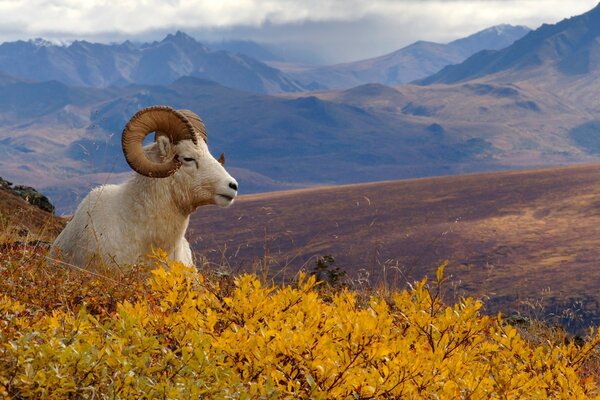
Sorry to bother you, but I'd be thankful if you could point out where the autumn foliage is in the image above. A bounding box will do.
[1,248,600,399]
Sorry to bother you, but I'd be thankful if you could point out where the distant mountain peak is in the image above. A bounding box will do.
[68,40,94,49]
[419,2,600,85]
[118,40,137,50]
[163,30,197,44]
[448,24,531,54]
[489,24,529,34]
[284,22,530,89]
[29,38,55,48]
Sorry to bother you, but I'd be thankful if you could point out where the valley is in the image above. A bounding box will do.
[3,74,598,214]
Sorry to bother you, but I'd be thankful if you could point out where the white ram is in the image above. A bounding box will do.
[51,106,238,267]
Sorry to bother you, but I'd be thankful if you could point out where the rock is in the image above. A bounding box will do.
[0,177,12,190]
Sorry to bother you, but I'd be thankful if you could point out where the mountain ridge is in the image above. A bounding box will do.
[0,31,307,93]
[0,24,531,94]
[418,3,600,85]
[3,8,600,214]
[278,24,530,90]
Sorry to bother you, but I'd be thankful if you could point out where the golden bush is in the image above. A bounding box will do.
[1,251,599,399]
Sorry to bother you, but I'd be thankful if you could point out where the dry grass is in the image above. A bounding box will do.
[0,189,64,243]
[190,163,600,330]
[0,247,152,317]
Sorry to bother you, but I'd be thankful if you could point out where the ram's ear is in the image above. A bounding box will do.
[157,136,173,160]
[218,152,225,166]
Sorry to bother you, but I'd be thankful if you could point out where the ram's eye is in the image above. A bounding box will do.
[183,157,195,162]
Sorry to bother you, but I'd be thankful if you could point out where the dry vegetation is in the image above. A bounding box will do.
[2,247,600,398]
[191,163,600,329]
[0,189,64,244]
[1,180,600,398]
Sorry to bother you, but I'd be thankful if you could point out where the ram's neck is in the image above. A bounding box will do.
[120,175,190,241]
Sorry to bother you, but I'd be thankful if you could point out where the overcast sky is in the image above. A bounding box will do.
[0,0,598,63]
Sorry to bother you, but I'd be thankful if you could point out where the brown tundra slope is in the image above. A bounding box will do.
[190,163,600,325]
[0,188,65,244]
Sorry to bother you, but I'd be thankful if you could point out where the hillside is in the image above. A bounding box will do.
[1,175,599,397]
[2,253,598,397]
[0,183,64,243]
[3,75,598,214]
[2,74,599,215]
[279,25,530,90]
[190,163,600,327]
[3,77,533,214]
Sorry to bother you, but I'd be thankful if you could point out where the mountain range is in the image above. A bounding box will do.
[277,25,530,90]
[2,4,600,214]
[419,4,600,90]
[0,25,529,94]
[3,69,594,214]
[0,32,305,93]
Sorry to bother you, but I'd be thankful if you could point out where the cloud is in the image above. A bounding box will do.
[191,0,600,63]
[0,0,596,63]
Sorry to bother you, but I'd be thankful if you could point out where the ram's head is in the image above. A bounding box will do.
[122,105,238,210]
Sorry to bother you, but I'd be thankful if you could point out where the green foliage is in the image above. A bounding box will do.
[1,251,600,398]
[311,255,346,288]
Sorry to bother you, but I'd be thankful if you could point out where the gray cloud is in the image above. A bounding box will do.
[0,0,596,63]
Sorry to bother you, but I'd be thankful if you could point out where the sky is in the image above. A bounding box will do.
[0,0,598,64]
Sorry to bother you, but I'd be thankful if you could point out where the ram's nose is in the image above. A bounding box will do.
[214,178,238,207]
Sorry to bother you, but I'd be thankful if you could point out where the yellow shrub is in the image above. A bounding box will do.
[1,257,599,399]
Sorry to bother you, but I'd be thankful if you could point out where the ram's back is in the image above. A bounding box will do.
[51,184,126,266]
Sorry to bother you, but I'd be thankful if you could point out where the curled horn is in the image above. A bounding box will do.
[178,109,207,143]
[121,105,198,178]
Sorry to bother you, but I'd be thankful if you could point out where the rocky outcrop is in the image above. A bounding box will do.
[0,177,55,214]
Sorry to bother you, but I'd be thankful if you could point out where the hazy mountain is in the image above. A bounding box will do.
[0,76,538,213]
[0,74,595,214]
[0,32,306,93]
[3,70,594,214]
[279,24,530,90]
[449,24,531,55]
[69,77,500,184]
[0,25,531,94]
[419,4,600,86]
[0,80,111,119]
